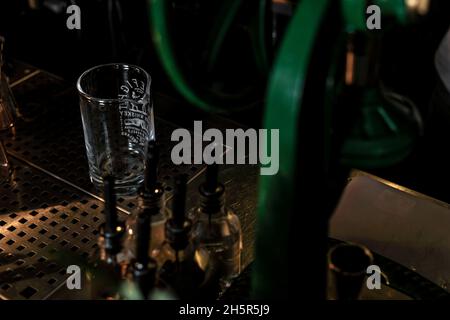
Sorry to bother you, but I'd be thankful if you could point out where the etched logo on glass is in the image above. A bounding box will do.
[118,79,151,146]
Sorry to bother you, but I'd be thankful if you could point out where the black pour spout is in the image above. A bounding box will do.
[166,174,191,251]
[102,175,124,256]
[199,164,224,215]
[144,140,159,193]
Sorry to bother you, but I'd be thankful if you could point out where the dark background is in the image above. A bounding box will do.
[1,0,450,202]
[0,0,448,115]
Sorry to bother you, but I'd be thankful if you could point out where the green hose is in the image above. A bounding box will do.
[149,0,213,113]
[149,0,269,114]
[252,0,332,299]
[204,0,243,72]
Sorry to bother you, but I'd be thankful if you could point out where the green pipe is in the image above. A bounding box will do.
[375,0,407,25]
[149,0,255,114]
[149,0,212,113]
[253,0,269,75]
[252,0,331,299]
[204,0,243,72]
[341,0,367,31]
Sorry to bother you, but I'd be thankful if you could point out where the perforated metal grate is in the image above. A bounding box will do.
[0,159,129,300]
[0,63,257,300]
[0,67,204,299]
[5,71,203,213]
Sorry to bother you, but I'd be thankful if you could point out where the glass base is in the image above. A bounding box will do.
[91,175,143,197]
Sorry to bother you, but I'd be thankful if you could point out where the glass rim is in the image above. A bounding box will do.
[76,63,152,103]
[328,243,374,276]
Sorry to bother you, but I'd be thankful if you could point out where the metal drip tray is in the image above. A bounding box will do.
[4,70,203,213]
[0,62,258,300]
[0,159,129,300]
[0,69,205,299]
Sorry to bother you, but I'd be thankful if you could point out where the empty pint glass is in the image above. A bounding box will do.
[77,64,155,195]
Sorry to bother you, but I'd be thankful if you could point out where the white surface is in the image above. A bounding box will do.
[330,174,450,291]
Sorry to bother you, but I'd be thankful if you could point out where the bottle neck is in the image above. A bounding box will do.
[132,260,156,298]
[199,183,226,216]
[131,208,157,298]
[139,183,165,216]
[165,218,192,252]
[98,223,125,265]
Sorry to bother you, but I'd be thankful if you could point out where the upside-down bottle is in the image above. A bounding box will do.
[87,175,126,299]
[190,164,242,293]
[119,210,158,299]
[155,174,220,300]
[123,141,168,262]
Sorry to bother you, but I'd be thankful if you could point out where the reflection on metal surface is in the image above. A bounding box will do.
[332,171,450,295]
[0,63,258,299]
[327,269,411,300]
[350,169,450,210]
[6,149,130,215]
[0,159,128,299]
[5,71,205,213]
[9,70,41,89]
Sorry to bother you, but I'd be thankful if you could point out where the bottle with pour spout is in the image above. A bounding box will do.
[123,141,168,262]
[190,164,243,292]
[87,175,126,299]
[155,174,220,300]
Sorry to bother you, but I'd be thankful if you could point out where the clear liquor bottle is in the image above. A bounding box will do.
[156,175,219,300]
[123,141,168,261]
[87,176,126,299]
[124,212,157,299]
[190,164,242,291]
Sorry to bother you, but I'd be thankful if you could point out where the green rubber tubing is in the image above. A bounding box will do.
[149,0,252,114]
[149,0,213,113]
[205,0,243,72]
[252,0,331,298]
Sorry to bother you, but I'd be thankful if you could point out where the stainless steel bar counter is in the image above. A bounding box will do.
[0,61,258,300]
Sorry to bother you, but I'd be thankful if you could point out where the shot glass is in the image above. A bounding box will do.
[328,243,374,300]
[77,63,155,196]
